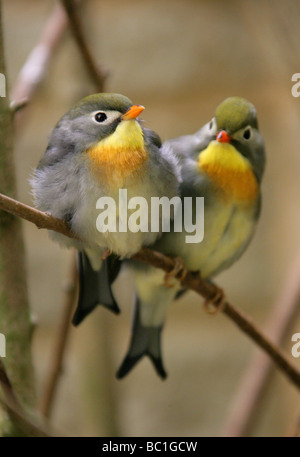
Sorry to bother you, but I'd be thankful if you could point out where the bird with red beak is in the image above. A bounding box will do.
[118,97,266,379]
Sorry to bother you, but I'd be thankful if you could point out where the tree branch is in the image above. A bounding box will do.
[11,1,69,110]
[0,192,78,239]
[61,0,107,91]
[39,256,77,418]
[0,359,61,437]
[0,2,36,435]
[221,247,300,436]
[0,359,22,412]
[0,192,299,391]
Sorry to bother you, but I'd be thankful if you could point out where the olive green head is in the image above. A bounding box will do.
[213,96,266,182]
[69,93,134,119]
[215,96,258,134]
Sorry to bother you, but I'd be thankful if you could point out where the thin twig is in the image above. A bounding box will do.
[0,395,50,437]
[11,1,69,108]
[0,359,61,436]
[136,248,300,389]
[61,0,107,91]
[39,255,78,418]
[0,193,299,390]
[221,248,300,437]
[0,359,22,412]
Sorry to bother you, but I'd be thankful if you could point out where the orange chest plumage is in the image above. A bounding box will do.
[85,144,148,187]
[198,141,259,204]
[84,119,149,188]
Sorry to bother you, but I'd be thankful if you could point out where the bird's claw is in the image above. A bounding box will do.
[203,287,226,314]
[101,249,112,260]
[164,257,187,288]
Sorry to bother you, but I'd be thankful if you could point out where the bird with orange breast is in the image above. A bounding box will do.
[118,96,266,379]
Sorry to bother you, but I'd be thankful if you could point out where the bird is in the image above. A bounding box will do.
[117,96,266,379]
[31,93,179,326]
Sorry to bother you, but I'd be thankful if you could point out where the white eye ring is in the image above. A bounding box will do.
[91,110,121,126]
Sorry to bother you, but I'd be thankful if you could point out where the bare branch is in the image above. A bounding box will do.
[11,0,107,109]
[0,359,62,437]
[0,3,36,434]
[0,359,22,412]
[11,1,69,107]
[61,0,107,91]
[0,192,299,391]
[0,192,78,239]
[39,256,77,418]
[221,248,300,436]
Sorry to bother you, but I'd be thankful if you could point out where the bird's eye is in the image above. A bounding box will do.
[243,127,251,140]
[94,112,107,123]
[209,119,214,130]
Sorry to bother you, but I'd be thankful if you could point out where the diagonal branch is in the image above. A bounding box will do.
[0,358,61,437]
[221,248,300,437]
[39,255,77,418]
[0,192,78,239]
[61,0,107,91]
[135,248,300,389]
[0,191,299,390]
[0,395,52,437]
[0,359,22,412]
[11,1,69,111]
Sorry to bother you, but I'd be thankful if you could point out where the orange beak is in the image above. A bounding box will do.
[216,130,231,143]
[122,104,145,120]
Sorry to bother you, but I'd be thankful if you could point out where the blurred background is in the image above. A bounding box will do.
[2,0,300,436]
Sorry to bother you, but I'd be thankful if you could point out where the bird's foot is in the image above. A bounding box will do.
[203,287,226,314]
[101,249,112,260]
[164,257,187,288]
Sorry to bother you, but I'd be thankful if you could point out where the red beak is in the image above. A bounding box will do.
[216,130,231,143]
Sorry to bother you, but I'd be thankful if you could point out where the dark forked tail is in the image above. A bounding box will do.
[116,297,167,379]
[72,252,121,326]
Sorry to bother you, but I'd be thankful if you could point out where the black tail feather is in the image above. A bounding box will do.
[72,252,121,326]
[116,297,167,379]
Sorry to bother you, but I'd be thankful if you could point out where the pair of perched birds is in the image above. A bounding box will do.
[31,93,266,379]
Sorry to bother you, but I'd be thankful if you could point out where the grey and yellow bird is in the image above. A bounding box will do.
[31,93,179,325]
[117,96,266,379]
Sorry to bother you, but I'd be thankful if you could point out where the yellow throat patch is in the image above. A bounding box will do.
[86,119,148,186]
[198,141,259,203]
